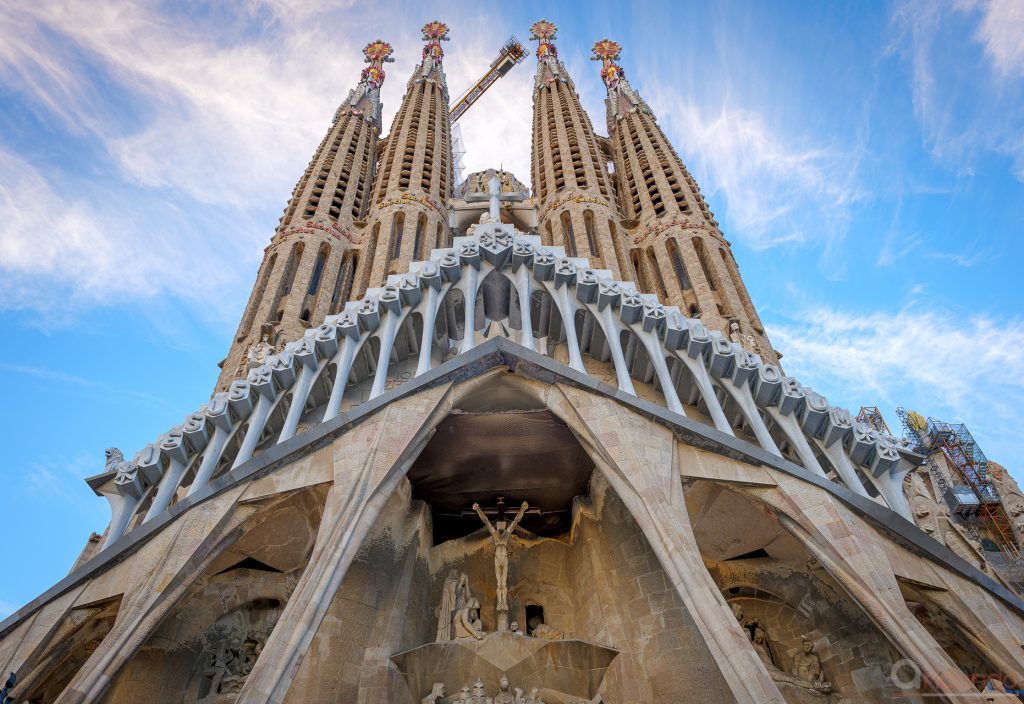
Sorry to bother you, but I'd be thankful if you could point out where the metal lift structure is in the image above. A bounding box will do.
[896,408,1022,586]
[449,36,527,123]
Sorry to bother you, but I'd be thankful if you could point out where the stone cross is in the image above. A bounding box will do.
[465,172,526,222]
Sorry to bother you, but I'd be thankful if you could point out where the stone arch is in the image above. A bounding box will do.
[55,488,329,704]
[691,482,909,702]
[18,597,122,703]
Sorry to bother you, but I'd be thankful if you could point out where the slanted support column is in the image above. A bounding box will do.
[513,264,537,353]
[552,385,786,704]
[236,386,452,704]
[670,347,731,436]
[597,308,636,396]
[765,406,827,477]
[719,379,778,453]
[819,440,872,499]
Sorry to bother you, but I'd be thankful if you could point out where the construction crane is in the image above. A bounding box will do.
[449,36,527,123]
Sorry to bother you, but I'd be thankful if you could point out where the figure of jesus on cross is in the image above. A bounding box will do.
[472,499,529,627]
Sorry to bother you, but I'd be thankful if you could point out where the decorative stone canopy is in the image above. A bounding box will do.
[88,218,922,555]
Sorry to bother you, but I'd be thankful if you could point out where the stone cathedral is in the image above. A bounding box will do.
[4,20,1024,704]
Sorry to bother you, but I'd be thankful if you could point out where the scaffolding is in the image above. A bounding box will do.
[896,408,1022,587]
[856,406,891,435]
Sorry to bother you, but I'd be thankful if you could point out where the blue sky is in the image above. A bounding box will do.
[0,0,1022,616]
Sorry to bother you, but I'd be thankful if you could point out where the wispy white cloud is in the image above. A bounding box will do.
[892,0,1024,180]
[769,305,1024,468]
[969,0,1024,78]
[647,90,867,253]
[0,146,247,318]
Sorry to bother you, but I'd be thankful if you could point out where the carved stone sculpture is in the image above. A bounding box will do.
[530,622,563,640]
[792,637,832,693]
[494,675,515,704]
[422,682,445,703]
[473,501,529,616]
[104,448,124,471]
[436,571,459,642]
[751,626,775,670]
[247,333,274,371]
[453,597,484,640]
[471,677,493,704]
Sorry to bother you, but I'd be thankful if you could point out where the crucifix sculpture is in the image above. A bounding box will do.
[464,171,526,223]
[472,498,529,630]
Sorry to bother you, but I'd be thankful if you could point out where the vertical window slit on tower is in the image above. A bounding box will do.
[329,254,351,313]
[584,210,599,257]
[667,238,692,292]
[307,248,328,296]
[560,212,577,257]
[646,247,668,302]
[387,212,405,272]
[414,214,427,261]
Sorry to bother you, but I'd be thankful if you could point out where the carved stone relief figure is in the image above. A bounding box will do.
[791,637,832,693]
[530,622,563,640]
[494,675,515,704]
[422,682,445,703]
[247,332,275,371]
[471,677,493,704]
[453,597,485,640]
[436,571,459,642]
[473,501,529,615]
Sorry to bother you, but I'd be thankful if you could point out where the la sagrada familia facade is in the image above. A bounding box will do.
[3,20,1024,704]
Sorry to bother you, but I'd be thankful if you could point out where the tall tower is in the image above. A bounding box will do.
[592,39,779,364]
[358,21,454,292]
[528,20,630,279]
[215,40,394,391]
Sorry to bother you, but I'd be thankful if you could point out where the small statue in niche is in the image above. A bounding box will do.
[203,645,236,695]
[239,636,262,676]
[421,682,445,703]
[471,678,493,704]
[791,636,833,693]
[436,571,462,642]
[247,331,275,371]
[453,597,485,640]
[509,620,523,634]
[751,626,776,670]
[494,676,515,704]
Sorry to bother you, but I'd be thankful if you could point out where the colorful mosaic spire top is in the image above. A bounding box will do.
[361,40,394,90]
[421,21,450,63]
[591,38,624,90]
[529,19,558,60]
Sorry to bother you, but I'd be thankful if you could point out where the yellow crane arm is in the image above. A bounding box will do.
[449,36,526,123]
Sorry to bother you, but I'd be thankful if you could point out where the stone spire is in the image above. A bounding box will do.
[214,40,393,391]
[358,21,454,292]
[594,38,779,364]
[528,20,631,279]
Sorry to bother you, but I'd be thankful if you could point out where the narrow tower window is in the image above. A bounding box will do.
[560,212,577,257]
[387,212,405,270]
[414,214,427,261]
[307,249,328,296]
[666,238,692,292]
[584,210,599,257]
[646,248,668,302]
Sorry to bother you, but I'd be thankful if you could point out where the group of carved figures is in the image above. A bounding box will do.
[422,677,543,704]
[730,603,835,696]
[200,634,264,698]
[422,676,601,704]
